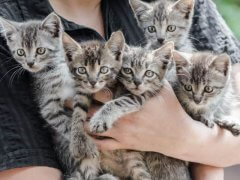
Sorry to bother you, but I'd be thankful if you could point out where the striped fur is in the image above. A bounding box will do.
[129,0,194,52]
[89,42,190,180]
[63,31,125,180]
[0,13,89,179]
[173,51,240,135]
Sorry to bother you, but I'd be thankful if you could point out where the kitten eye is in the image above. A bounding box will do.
[76,67,86,75]
[36,47,46,55]
[167,25,176,32]
[147,26,156,33]
[145,70,154,78]
[100,66,109,74]
[184,84,192,91]
[17,49,25,56]
[204,86,213,93]
[122,68,132,74]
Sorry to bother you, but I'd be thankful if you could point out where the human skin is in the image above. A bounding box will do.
[0,167,62,180]
[191,164,224,180]
[88,64,240,169]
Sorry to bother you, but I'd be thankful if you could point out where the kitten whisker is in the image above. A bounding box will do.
[8,66,22,87]
[188,35,202,44]
[0,57,16,66]
[17,67,25,79]
[0,65,21,82]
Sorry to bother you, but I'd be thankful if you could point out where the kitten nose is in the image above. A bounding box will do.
[193,96,202,104]
[134,79,142,87]
[89,80,97,87]
[27,62,34,67]
[157,38,164,44]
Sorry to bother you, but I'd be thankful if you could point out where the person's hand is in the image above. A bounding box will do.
[86,77,240,167]
[191,164,224,180]
[87,81,198,155]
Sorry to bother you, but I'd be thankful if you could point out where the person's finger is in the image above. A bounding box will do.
[91,138,123,151]
[93,88,113,103]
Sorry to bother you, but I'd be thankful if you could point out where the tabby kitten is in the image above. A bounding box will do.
[173,51,240,135]
[0,13,78,179]
[89,42,191,180]
[63,31,125,180]
[129,0,194,52]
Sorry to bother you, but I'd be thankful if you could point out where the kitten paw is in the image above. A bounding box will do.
[89,115,113,133]
[201,117,214,128]
[216,120,240,136]
[89,119,110,134]
[230,125,240,136]
[70,136,99,159]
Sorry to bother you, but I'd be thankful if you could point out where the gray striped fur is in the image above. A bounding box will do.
[129,0,194,52]
[89,42,190,180]
[63,31,125,180]
[173,51,240,135]
[0,13,87,179]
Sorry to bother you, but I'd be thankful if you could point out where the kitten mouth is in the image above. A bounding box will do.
[131,89,145,95]
[87,85,105,93]
[26,67,42,73]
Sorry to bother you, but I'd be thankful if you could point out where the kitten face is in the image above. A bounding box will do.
[173,51,231,106]
[130,0,194,47]
[63,31,125,94]
[120,42,173,95]
[0,13,63,73]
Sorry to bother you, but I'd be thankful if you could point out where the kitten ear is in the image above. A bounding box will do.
[153,42,174,60]
[173,50,190,67]
[210,54,231,77]
[62,32,80,62]
[129,0,152,22]
[105,31,125,61]
[0,17,18,41]
[152,42,174,70]
[124,44,131,53]
[41,12,62,38]
[172,0,194,19]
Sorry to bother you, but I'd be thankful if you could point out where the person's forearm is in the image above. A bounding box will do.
[191,164,224,180]
[176,115,240,167]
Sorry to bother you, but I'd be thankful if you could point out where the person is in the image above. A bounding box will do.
[0,0,239,180]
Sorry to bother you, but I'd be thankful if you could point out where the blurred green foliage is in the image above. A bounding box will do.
[215,0,240,38]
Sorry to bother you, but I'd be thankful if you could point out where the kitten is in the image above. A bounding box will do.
[63,31,125,180]
[129,0,194,52]
[89,42,191,180]
[173,51,240,135]
[0,13,78,179]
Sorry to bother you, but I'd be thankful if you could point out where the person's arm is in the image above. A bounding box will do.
[190,164,224,180]
[88,72,240,167]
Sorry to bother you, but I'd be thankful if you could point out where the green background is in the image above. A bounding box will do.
[215,0,240,38]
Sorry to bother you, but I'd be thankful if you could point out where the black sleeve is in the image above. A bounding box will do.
[191,0,240,63]
[0,36,60,171]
